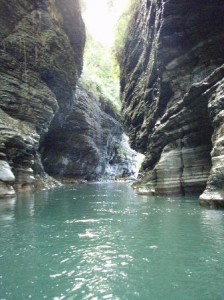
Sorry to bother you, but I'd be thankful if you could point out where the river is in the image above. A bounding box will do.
[0,183,224,299]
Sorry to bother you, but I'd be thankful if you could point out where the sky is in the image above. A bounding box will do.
[82,0,129,47]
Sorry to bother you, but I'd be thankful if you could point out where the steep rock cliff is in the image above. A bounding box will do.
[0,0,137,197]
[41,85,137,182]
[120,0,224,207]
[0,0,85,196]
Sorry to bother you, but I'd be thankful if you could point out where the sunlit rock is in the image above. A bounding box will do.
[0,161,15,182]
[0,159,16,197]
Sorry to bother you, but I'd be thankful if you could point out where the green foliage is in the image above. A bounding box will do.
[80,0,139,119]
[114,0,139,64]
[80,32,121,117]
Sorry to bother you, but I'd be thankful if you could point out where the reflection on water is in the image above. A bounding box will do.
[0,183,224,300]
[0,198,16,222]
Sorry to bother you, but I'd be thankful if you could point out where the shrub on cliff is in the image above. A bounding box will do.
[80,32,121,117]
[114,0,138,64]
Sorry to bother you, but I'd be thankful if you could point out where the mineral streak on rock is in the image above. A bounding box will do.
[120,0,224,208]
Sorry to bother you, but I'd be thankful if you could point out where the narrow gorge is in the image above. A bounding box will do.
[0,0,224,208]
[1,1,224,299]
[0,0,137,198]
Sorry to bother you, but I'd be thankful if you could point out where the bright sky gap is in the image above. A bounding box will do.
[82,0,129,46]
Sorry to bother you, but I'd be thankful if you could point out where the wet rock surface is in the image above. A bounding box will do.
[0,160,15,197]
[120,0,224,207]
[0,0,137,197]
[0,0,85,195]
[42,86,137,182]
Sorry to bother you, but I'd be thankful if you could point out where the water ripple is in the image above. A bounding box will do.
[1,183,224,299]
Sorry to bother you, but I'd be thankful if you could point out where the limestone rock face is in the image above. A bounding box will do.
[120,0,224,207]
[0,0,85,194]
[0,160,15,197]
[42,86,137,182]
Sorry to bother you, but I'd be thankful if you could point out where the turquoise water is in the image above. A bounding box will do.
[0,183,224,300]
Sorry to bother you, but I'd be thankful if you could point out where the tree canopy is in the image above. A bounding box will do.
[80,32,121,115]
[79,0,138,116]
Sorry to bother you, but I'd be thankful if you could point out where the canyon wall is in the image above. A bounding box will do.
[120,0,224,208]
[0,0,85,196]
[42,85,137,182]
[0,0,136,197]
